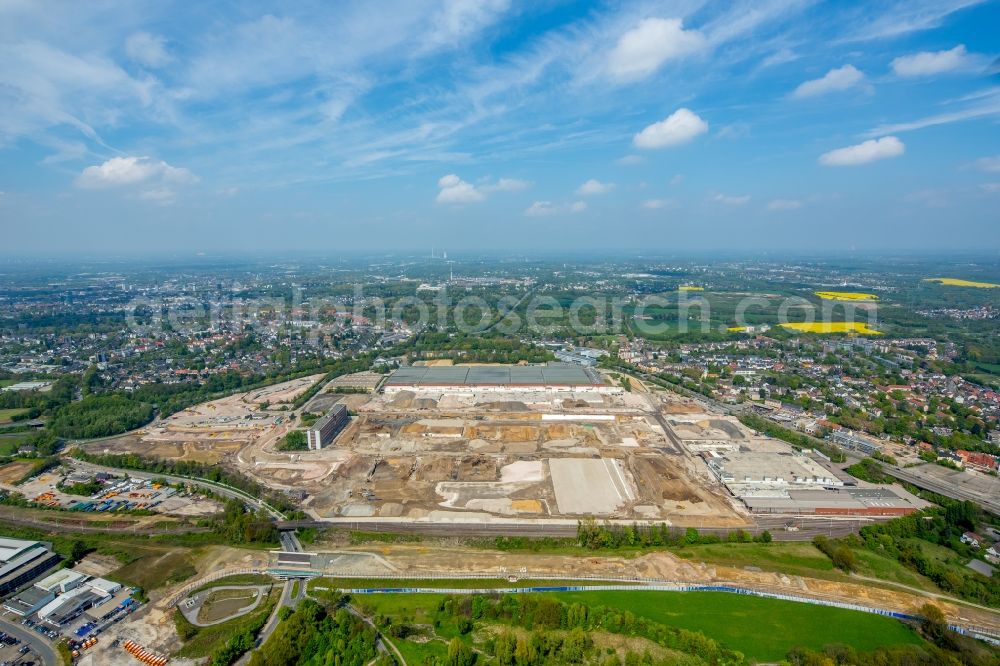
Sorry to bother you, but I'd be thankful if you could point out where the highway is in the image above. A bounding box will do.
[882,466,1000,515]
[0,616,58,666]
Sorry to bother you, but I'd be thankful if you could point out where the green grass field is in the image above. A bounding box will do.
[0,408,28,424]
[356,591,925,663]
[676,542,835,576]
[311,577,615,591]
[552,591,924,662]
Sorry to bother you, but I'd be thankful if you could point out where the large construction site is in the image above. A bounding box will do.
[85,362,921,529]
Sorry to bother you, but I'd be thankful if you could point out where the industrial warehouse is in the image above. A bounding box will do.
[382,362,616,393]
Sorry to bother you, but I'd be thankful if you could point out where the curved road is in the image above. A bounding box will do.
[71,460,285,519]
[0,616,58,666]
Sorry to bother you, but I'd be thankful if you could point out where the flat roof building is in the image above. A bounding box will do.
[35,568,87,594]
[383,362,614,394]
[306,403,349,450]
[0,542,60,597]
[3,584,55,617]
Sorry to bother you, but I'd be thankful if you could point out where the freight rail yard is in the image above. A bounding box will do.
[83,363,924,530]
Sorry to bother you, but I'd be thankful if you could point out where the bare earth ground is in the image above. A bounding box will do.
[87,375,755,527]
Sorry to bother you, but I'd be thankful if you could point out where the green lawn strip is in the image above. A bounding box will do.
[0,408,28,424]
[550,590,925,663]
[311,577,620,591]
[850,548,941,593]
[676,541,835,575]
[190,573,273,594]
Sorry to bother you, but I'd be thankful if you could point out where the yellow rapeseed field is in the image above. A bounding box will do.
[781,322,881,335]
[727,326,749,332]
[814,291,879,301]
[678,285,705,291]
[924,277,1000,289]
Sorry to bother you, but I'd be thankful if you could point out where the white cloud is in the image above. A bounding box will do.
[973,155,1000,172]
[125,32,171,68]
[760,47,799,68]
[76,156,197,189]
[767,198,802,210]
[633,108,708,149]
[436,173,484,203]
[642,199,673,209]
[669,174,684,186]
[713,193,750,205]
[865,96,1000,136]
[980,182,1000,193]
[607,18,705,82]
[617,155,644,166]
[819,136,905,166]
[892,45,972,77]
[576,179,614,195]
[491,177,530,192]
[792,65,864,98]
[524,200,586,217]
[424,0,510,50]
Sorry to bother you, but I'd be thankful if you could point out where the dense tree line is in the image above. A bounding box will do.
[214,499,277,545]
[574,517,770,550]
[249,598,390,666]
[855,505,1000,607]
[48,395,154,438]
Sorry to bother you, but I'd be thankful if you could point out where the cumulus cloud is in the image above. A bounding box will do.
[437,174,529,202]
[76,156,197,189]
[767,198,802,210]
[436,174,484,203]
[819,136,905,166]
[713,193,750,205]
[576,179,614,195]
[524,200,586,217]
[125,32,172,68]
[891,45,971,77]
[607,18,705,82]
[633,108,708,149]
[973,155,1000,172]
[792,65,864,98]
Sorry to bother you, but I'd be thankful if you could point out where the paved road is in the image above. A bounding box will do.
[71,460,286,519]
[882,466,1000,516]
[0,616,58,666]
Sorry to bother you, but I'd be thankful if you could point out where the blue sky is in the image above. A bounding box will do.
[1,0,999,255]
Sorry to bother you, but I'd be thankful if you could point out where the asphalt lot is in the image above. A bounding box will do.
[0,616,57,666]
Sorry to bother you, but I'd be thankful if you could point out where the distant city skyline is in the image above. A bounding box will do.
[1,0,999,254]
